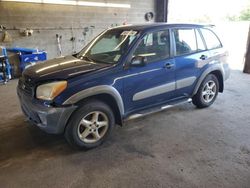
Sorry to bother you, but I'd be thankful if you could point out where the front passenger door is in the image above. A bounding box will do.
[123,29,176,114]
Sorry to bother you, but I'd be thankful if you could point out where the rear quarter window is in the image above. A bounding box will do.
[200,28,222,50]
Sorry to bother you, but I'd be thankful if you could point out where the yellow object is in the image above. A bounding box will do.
[2,31,12,42]
[36,81,67,100]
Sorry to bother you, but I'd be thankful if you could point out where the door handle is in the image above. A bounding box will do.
[164,63,174,69]
[200,55,207,60]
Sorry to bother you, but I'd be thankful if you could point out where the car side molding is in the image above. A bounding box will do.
[133,82,176,101]
[63,85,125,115]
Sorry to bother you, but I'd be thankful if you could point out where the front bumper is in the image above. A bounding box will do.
[17,87,76,134]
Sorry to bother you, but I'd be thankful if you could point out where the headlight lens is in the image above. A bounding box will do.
[36,81,67,100]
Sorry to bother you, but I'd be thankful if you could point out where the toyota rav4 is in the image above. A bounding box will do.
[17,23,230,149]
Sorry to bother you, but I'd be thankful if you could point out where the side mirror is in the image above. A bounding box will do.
[131,56,147,67]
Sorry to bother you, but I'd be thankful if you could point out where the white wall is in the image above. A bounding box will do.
[168,0,250,70]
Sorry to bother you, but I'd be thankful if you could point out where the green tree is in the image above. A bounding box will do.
[239,8,250,21]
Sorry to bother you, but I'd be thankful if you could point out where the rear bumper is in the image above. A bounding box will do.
[17,87,76,134]
[223,63,230,81]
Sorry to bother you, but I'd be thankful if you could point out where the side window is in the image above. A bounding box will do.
[173,28,197,56]
[144,33,153,46]
[200,28,222,50]
[133,30,170,63]
[195,29,206,51]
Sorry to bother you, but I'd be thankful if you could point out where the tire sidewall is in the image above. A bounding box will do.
[65,100,115,149]
[197,74,219,107]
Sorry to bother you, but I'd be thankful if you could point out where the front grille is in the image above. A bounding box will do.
[18,76,33,96]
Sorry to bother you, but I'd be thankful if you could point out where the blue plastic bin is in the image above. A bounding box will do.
[7,47,47,72]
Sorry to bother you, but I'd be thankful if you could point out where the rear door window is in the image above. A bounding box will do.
[173,28,197,56]
[200,28,222,50]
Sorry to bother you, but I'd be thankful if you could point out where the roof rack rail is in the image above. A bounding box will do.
[205,24,215,27]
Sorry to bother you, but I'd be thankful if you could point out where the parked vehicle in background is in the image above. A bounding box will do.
[17,23,230,149]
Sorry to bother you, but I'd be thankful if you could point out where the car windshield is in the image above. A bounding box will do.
[77,29,139,64]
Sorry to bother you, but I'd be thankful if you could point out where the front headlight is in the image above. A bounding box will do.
[36,81,67,100]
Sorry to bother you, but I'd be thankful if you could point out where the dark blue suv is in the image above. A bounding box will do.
[17,23,230,149]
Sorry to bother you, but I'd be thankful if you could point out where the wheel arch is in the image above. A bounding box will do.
[193,67,224,96]
[75,94,123,126]
[63,85,124,126]
[210,70,224,92]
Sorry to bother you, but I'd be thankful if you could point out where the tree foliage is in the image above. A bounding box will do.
[227,7,250,21]
[239,8,250,21]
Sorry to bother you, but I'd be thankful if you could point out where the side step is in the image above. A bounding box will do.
[124,98,192,121]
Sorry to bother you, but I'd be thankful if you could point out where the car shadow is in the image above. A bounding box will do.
[0,114,78,166]
[0,102,197,167]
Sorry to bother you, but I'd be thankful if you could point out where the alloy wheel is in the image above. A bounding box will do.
[77,111,109,143]
[202,80,217,103]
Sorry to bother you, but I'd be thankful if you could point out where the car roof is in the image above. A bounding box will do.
[111,23,212,32]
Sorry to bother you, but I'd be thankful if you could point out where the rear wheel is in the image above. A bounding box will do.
[192,74,219,108]
[65,100,115,149]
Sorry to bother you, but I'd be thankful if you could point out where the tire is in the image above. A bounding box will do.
[192,74,219,108]
[65,100,115,149]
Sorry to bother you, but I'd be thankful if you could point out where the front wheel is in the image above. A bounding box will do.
[65,100,115,149]
[192,74,219,108]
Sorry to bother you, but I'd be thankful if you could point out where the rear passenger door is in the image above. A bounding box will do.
[172,27,209,98]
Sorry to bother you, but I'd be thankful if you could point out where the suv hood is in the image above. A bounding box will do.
[23,55,111,82]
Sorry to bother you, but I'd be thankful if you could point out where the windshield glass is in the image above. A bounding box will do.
[77,29,139,64]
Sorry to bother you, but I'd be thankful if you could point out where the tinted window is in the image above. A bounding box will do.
[133,30,170,63]
[200,28,222,50]
[195,29,206,51]
[173,28,197,56]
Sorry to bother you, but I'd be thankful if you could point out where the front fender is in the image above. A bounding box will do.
[62,85,124,116]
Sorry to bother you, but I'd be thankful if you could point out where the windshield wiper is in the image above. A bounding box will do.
[79,54,111,64]
[79,55,94,62]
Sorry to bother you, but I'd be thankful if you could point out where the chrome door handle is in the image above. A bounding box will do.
[200,55,207,60]
[164,63,174,69]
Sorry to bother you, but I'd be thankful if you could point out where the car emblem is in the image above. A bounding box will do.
[22,84,25,90]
